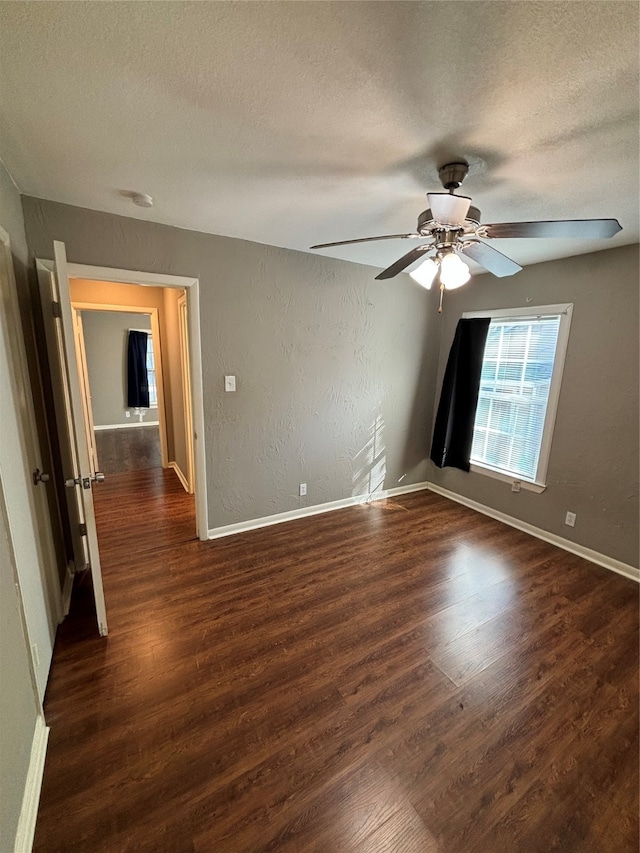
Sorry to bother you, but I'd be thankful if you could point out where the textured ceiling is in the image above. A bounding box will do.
[0,1,638,273]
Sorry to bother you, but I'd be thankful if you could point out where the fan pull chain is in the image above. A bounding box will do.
[438,282,445,313]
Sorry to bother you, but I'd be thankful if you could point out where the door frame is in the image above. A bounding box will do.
[71,302,169,470]
[177,291,195,494]
[36,260,209,542]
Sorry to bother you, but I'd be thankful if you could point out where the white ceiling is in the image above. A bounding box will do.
[0,1,638,273]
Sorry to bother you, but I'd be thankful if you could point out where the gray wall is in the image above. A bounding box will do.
[22,197,440,531]
[0,161,41,851]
[81,309,153,427]
[429,244,639,568]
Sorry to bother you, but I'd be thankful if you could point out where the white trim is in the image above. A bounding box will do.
[177,292,195,493]
[469,463,546,493]
[14,715,49,853]
[463,303,573,321]
[169,461,190,493]
[38,259,208,542]
[93,421,160,430]
[427,483,639,582]
[61,565,74,619]
[61,264,197,290]
[208,481,430,540]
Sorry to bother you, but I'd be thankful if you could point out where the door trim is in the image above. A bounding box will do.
[35,260,208,541]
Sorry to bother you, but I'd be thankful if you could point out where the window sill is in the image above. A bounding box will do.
[469,463,546,494]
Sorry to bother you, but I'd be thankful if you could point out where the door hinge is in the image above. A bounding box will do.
[52,301,62,318]
[79,523,87,536]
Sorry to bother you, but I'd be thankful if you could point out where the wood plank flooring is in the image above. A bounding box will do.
[34,475,639,852]
[95,425,162,474]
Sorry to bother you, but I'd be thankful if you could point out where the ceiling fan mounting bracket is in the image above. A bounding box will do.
[438,162,469,190]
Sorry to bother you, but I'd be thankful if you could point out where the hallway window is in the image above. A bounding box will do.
[146,336,158,408]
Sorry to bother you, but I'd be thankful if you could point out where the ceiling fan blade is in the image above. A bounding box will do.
[375,245,432,280]
[461,241,522,278]
[483,219,622,240]
[310,233,421,250]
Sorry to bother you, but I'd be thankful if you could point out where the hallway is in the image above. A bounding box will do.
[94,426,163,475]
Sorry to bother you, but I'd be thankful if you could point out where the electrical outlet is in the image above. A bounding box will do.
[31,643,40,667]
[299,483,307,497]
[125,411,131,418]
[565,511,576,527]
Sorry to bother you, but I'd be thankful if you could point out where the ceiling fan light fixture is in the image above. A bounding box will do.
[427,193,472,227]
[409,257,439,289]
[439,252,471,289]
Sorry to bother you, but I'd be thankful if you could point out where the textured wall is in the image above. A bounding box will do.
[80,310,152,426]
[22,197,439,530]
[429,244,639,568]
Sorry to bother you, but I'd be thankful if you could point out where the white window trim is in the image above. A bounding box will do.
[463,303,574,493]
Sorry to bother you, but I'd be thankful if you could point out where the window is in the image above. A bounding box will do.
[146,335,158,408]
[465,304,573,492]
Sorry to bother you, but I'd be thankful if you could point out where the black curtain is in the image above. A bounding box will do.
[127,330,149,408]
[430,317,490,471]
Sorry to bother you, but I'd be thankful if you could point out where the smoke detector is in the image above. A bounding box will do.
[131,192,153,208]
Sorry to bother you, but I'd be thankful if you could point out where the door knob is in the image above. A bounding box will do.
[65,472,105,489]
[32,468,51,485]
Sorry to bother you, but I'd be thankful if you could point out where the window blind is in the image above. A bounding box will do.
[146,336,158,408]
[470,315,561,481]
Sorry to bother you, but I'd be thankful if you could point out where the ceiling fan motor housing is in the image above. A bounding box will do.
[417,205,482,236]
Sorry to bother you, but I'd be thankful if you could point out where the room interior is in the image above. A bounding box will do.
[0,2,638,852]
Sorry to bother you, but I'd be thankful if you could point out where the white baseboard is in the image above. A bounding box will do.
[208,481,430,540]
[427,483,639,582]
[94,421,159,431]
[208,478,638,582]
[14,714,49,853]
[168,461,191,494]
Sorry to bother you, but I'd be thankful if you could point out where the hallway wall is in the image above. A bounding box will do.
[81,309,154,427]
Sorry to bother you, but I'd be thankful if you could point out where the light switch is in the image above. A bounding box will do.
[224,375,236,392]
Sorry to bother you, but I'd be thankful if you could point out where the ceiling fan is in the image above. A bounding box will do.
[310,162,622,309]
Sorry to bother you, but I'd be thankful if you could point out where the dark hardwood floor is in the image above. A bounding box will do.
[95,425,162,474]
[35,476,639,852]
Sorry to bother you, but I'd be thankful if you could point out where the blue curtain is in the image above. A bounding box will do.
[127,330,149,408]
[430,317,490,471]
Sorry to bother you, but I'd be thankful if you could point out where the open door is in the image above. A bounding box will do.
[37,241,108,636]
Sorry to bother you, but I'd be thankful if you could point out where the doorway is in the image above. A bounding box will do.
[37,249,208,637]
